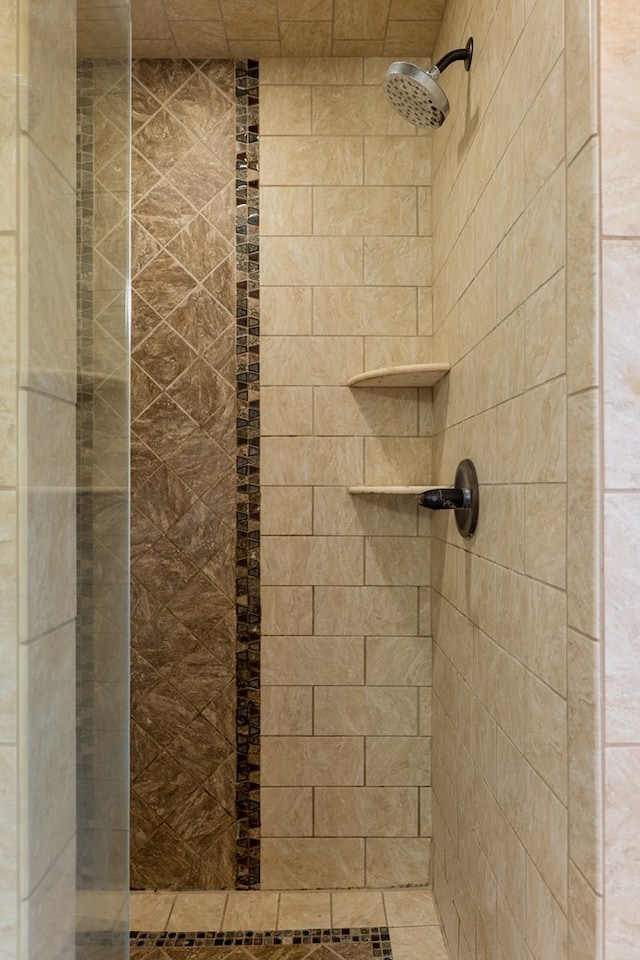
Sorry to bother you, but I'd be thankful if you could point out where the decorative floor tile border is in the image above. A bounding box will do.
[235,58,261,890]
[130,928,393,958]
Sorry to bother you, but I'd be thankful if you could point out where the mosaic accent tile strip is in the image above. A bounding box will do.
[235,58,261,891]
[130,928,392,960]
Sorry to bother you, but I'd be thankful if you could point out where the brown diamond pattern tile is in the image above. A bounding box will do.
[202,107,237,170]
[133,320,196,389]
[133,752,199,822]
[170,784,236,849]
[185,821,236,888]
[166,215,233,282]
[134,535,199,604]
[131,648,162,709]
[167,356,234,426]
[134,252,196,319]
[130,434,163,491]
[204,751,236,817]
[203,253,236,307]
[168,140,232,212]
[200,467,236,522]
[166,641,233,713]
[130,719,163,781]
[131,360,163,420]
[131,292,162,350]
[133,393,197,462]
[167,714,234,782]
[134,612,200,675]
[203,394,237,456]
[130,789,164,851]
[202,182,236,240]
[132,77,162,132]
[132,822,202,891]
[167,571,232,649]
[134,106,197,172]
[167,286,233,353]
[133,462,198,533]
[203,321,236,376]
[131,577,163,636]
[165,428,234,498]
[134,178,197,246]
[131,219,162,278]
[131,146,160,200]
[131,506,163,559]
[133,59,195,102]
[166,70,234,142]
[132,679,200,756]
[199,59,235,99]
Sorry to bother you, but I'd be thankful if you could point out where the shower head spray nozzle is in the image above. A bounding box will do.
[384,37,473,129]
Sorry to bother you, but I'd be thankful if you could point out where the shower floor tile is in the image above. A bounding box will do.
[129,888,447,960]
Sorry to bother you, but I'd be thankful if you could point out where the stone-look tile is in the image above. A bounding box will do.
[567,139,600,395]
[261,486,313,535]
[262,436,363,486]
[261,686,313,736]
[262,236,363,287]
[0,491,17,741]
[331,890,386,927]
[390,925,447,960]
[261,737,364,786]
[568,630,602,894]
[366,737,431,786]
[131,59,239,890]
[604,238,640,486]
[262,335,363,386]
[604,494,640,741]
[315,786,418,837]
[260,86,312,136]
[524,483,566,589]
[262,636,364,685]
[566,0,598,162]
[261,136,364,186]
[130,891,176,930]
[365,537,430,586]
[605,746,640,957]
[567,390,600,638]
[313,186,417,237]
[261,287,313,336]
[259,386,314,436]
[366,838,431,887]
[260,58,364,86]
[384,889,438,926]
[262,535,363,586]
[261,787,313,837]
[472,628,524,748]
[568,860,603,960]
[363,336,432,372]
[312,85,412,137]
[166,892,227,932]
[524,269,566,390]
[524,672,567,805]
[526,858,568,959]
[314,486,418,538]
[313,286,418,337]
[497,164,566,321]
[524,56,565,202]
[277,892,332,929]
[601,1,640,235]
[261,186,313,235]
[475,127,525,270]
[314,686,417,736]
[222,892,279,931]
[315,586,418,636]
[261,586,313,636]
[363,137,431,187]
[364,237,432,287]
[364,437,431,487]
[496,730,568,910]
[261,839,365,890]
[366,636,431,686]
[313,387,418,438]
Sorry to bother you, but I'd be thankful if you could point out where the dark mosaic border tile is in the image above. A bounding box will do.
[235,58,261,890]
[130,928,392,958]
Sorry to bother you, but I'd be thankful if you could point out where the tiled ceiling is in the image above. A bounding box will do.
[132,0,446,59]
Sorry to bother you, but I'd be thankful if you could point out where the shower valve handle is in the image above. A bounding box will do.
[419,487,470,510]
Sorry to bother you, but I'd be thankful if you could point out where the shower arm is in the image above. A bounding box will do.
[429,37,474,80]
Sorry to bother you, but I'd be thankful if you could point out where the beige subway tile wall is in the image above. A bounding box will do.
[261,58,433,890]
[430,0,601,958]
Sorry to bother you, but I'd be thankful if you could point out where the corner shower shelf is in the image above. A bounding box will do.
[349,485,440,495]
[347,362,450,388]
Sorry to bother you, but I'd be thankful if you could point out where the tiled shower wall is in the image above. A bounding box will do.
[130,59,240,889]
[259,58,434,890]
[429,0,601,958]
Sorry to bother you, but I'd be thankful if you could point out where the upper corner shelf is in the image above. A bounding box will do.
[347,363,450,388]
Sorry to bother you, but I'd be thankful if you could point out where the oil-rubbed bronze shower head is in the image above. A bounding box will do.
[384,37,473,129]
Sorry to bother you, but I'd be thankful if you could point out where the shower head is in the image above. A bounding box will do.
[384,37,473,129]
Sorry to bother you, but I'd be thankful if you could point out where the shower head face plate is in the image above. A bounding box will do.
[384,61,449,128]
